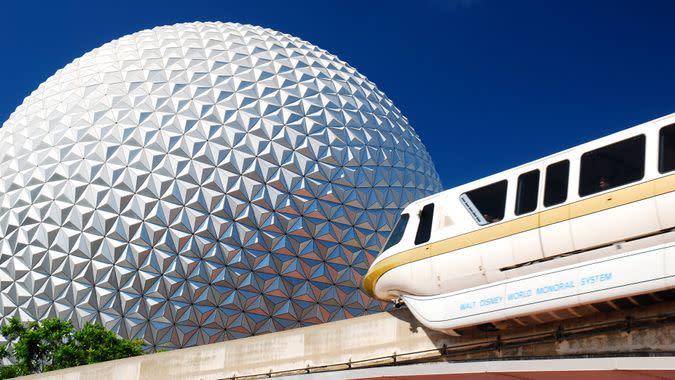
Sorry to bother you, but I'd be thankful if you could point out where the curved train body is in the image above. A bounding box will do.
[364,113,675,333]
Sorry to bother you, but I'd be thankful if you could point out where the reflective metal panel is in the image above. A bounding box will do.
[0,22,441,349]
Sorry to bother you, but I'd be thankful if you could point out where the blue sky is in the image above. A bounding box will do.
[1,0,674,188]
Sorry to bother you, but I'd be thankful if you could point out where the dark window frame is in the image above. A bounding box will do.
[659,124,675,174]
[460,179,508,226]
[414,204,434,245]
[515,169,540,216]
[578,135,645,197]
[543,160,570,208]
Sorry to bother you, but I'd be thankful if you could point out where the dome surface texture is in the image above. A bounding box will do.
[0,22,441,349]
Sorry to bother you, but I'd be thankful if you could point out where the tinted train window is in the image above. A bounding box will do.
[660,124,675,173]
[383,213,409,251]
[461,180,508,225]
[414,204,434,245]
[515,170,540,216]
[579,135,645,197]
[544,160,569,207]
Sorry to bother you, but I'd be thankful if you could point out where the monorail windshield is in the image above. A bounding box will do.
[382,213,409,252]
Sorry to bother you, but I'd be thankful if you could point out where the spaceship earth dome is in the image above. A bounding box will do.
[0,22,441,349]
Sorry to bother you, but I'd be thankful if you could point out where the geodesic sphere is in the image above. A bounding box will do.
[0,22,441,349]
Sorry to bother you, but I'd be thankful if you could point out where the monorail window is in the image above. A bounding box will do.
[515,170,540,215]
[543,160,569,207]
[579,135,645,197]
[414,204,434,245]
[460,180,507,225]
[383,213,409,251]
[659,124,675,174]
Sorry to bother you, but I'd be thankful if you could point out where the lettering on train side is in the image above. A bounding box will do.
[507,289,532,300]
[581,272,613,286]
[460,301,476,311]
[536,281,575,295]
[479,296,502,307]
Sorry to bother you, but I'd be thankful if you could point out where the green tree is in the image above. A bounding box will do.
[50,323,143,370]
[0,317,143,378]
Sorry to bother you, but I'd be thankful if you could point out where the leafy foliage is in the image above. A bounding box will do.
[51,323,143,369]
[0,318,143,378]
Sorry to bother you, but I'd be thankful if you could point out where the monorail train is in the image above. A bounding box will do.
[364,113,675,334]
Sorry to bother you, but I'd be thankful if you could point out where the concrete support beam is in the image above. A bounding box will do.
[17,301,675,380]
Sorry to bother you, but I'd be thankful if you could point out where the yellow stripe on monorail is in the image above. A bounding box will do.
[363,173,675,299]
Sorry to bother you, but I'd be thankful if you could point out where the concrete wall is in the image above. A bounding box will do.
[18,301,675,380]
[18,308,446,380]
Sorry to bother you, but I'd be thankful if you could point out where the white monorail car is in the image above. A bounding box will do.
[364,113,675,334]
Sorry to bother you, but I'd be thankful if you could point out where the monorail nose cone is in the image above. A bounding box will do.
[363,266,378,298]
[363,256,391,299]
[362,270,376,298]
